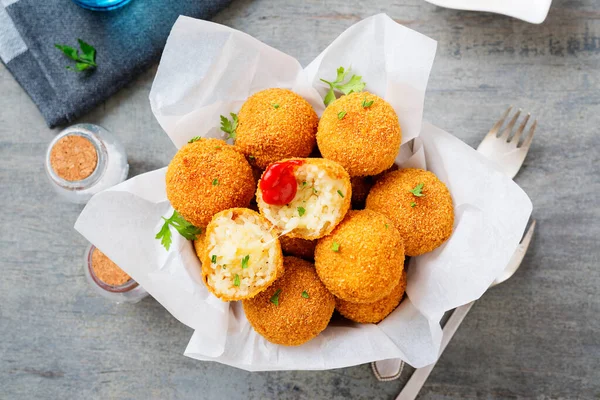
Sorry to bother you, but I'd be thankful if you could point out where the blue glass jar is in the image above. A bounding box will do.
[72,0,132,11]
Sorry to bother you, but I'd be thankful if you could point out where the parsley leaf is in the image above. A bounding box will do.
[211,255,217,264]
[212,178,219,186]
[332,242,340,252]
[220,113,238,140]
[385,223,389,229]
[55,39,97,72]
[188,136,201,143]
[338,110,347,120]
[337,190,344,198]
[270,289,282,306]
[320,66,367,106]
[362,97,374,108]
[234,274,241,287]
[409,183,425,197]
[272,103,280,109]
[297,207,306,217]
[411,202,417,208]
[301,291,309,299]
[241,255,250,269]
[155,210,203,251]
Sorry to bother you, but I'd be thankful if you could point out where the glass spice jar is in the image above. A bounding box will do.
[45,123,129,204]
[84,244,148,303]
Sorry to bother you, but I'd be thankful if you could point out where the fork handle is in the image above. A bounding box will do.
[396,301,476,400]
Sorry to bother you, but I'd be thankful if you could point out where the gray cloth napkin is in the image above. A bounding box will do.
[0,0,231,128]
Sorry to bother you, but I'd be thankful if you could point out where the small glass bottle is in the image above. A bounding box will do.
[84,244,148,304]
[45,123,129,204]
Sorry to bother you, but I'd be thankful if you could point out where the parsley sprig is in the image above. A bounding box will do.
[301,291,309,299]
[409,183,425,197]
[220,113,238,140]
[320,66,366,106]
[155,210,202,251]
[55,39,97,72]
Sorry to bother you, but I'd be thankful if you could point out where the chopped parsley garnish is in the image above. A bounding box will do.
[337,190,344,198]
[55,39,97,72]
[312,187,318,194]
[220,113,238,140]
[409,183,425,197]
[385,223,389,229]
[234,274,240,287]
[270,289,282,306]
[362,97,374,108]
[298,207,306,217]
[214,146,221,150]
[272,103,280,109]
[241,255,250,269]
[302,181,307,187]
[338,110,347,120]
[332,242,340,252]
[411,202,417,208]
[212,178,219,186]
[188,136,201,143]
[320,66,367,106]
[155,210,202,251]
[211,255,217,264]
[248,155,255,160]
[301,291,309,299]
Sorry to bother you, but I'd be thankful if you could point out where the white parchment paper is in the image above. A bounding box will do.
[75,14,532,370]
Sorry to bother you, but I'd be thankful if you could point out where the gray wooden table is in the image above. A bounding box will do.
[1,0,599,399]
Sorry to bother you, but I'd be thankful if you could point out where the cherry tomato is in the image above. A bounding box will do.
[259,160,305,205]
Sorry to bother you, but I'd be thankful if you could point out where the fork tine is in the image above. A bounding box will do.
[499,109,521,140]
[510,113,531,144]
[487,106,513,138]
[520,119,537,149]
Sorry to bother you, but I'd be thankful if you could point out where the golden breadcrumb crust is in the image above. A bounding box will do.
[165,138,255,227]
[366,168,454,256]
[235,88,319,169]
[317,92,401,176]
[256,157,352,240]
[193,231,206,260]
[315,210,404,303]
[242,256,335,346]
[279,235,316,260]
[336,270,407,324]
[200,208,283,302]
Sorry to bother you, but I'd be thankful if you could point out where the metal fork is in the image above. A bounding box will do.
[373,107,538,392]
[476,106,537,179]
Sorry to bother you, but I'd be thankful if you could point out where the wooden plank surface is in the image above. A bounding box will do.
[1,0,599,398]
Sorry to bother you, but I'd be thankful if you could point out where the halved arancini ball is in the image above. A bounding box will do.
[242,256,335,346]
[336,270,407,324]
[256,158,351,240]
[279,235,316,261]
[201,208,283,302]
[315,209,404,303]
[165,138,255,227]
[317,91,401,176]
[366,168,454,257]
[235,88,319,169]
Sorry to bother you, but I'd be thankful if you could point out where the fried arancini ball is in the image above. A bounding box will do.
[317,92,401,176]
[315,210,404,303]
[257,158,351,240]
[165,138,255,227]
[366,168,454,256]
[235,88,319,169]
[279,235,316,260]
[193,231,206,260]
[201,208,283,301]
[336,270,407,324]
[243,256,335,346]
